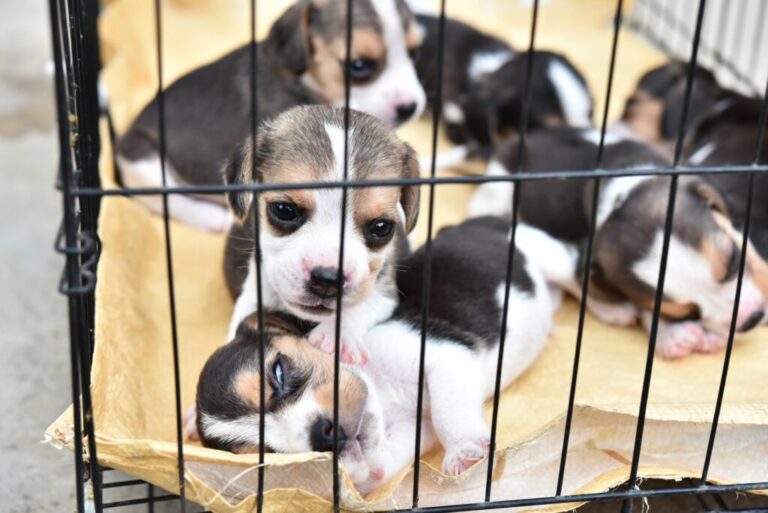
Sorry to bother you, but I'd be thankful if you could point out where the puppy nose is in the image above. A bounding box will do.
[738,309,765,332]
[395,102,417,123]
[310,417,346,452]
[308,266,340,298]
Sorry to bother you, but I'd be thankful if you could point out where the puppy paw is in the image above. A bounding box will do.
[588,300,638,327]
[307,323,369,365]
[442,437,490,476]
[184,406,199,441]
[694,329,727,354]
[656,321,707,359]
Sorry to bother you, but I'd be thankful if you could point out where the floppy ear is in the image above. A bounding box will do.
[400,145,421,234]
[267,1,312,75]
[222,134,268,222]
[692,180,729,217]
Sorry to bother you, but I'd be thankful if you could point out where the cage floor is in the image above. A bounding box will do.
[48,0,768,512]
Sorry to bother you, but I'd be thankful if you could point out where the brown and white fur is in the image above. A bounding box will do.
[223,105,419,365]
[469,127,766,359]
[116,0,426,232]
[197,216,555,496]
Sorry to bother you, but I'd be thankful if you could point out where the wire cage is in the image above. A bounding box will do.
[49,0,768,512]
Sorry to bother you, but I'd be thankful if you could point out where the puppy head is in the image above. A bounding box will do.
[267,0,425,126]
[223,105,419,321]
[197,312,384,469]
[621,61,724,144]
[476,50,593,142]
[591,176,765,334]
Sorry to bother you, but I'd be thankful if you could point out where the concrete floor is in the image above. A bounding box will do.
[0,0,77,511]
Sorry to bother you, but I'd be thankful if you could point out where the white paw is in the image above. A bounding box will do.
[184,406,199,441]
[442,436,490,476]
[588,299,638,327]
[467,182,512,219]
[656,321,723,359]
[307,323,369,365]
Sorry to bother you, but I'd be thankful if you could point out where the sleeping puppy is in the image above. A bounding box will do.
[685,94,768,297]
[197,216,555,495]
[414,15,593,169]
[223,105,419,365]
[116,0,426,231]
[617,61,727,157]
[469,127,766,358]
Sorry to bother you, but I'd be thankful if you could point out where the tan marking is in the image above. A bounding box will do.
[405,21,424,49]
[353,29,386,61]
[308,36,346,103]
[624,92,664,144]
[659,301,700,320]
[234,369,271,410]
[352,186,401,227]
[701,237,730,282]
[694,182,729,215]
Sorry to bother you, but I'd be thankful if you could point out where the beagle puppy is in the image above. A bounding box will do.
[469,127,766,359]
[197,216,556,495]
[116,0,426,232]
[414,14,592,168]
[223,105,419,365]
[616,61,728,157]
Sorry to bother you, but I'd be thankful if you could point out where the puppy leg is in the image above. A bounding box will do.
[426,345,490,476]
[357,420,436,496]
[467,160,515,219]
[419,144,469,172]
[586,297,639,327]
[308,290,397,364]
[117,154,232,232]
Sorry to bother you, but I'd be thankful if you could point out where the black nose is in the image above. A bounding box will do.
[310,417,346,452]
[396,102,417,122]
[308,266,340,298]
[739,309,765,332]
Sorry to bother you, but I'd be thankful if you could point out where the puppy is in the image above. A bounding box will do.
[414,18,593,169]
[116,0,426,231]
[223,105,419,365]
[197,216,555,495]
[469,127,766,358]
[617,61,728,156]
[685,95,768,297]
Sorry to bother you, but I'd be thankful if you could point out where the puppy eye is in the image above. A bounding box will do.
[365,218,395,247]
[723,241,741,282]
[408,47,420,61]
[345,58,378,81]
[272,358,284,389]
[267,201,305,232]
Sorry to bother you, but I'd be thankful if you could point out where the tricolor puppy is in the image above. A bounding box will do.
[685,94,768,298]
[469,127,766,358]
[223,105,419,365]
[116,0,426,231]
[413,17,593,169]
[617,61,727,157]
[197,216,555,495]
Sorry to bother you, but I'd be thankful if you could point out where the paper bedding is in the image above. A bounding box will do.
[46,0,768,511]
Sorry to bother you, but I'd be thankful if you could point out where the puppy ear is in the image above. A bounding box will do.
[267,1,312,75]
[222,134,267,222]
[692,180,729,216]
[399,144,421,234]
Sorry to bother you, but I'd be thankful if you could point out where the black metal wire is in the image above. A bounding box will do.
[700,74,768,485]
[555,0,624,497]
[152,0,187,510]
[411,0,446,507]
[623,3,708,512]
[483,0,539,502]
[247,1,267,512]
[332,0,354,510]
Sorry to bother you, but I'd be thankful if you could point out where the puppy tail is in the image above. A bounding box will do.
[515,223,578,289]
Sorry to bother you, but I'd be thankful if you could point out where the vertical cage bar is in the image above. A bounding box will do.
[555,0,624,497]
[483,0,539,503]
[332,0,354,510]
[49,1,86,510]
[152,0,187,509]
[623,3,708,512]
[412,0,446,507]
[700,76,768,485]
[248,1,266,512]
